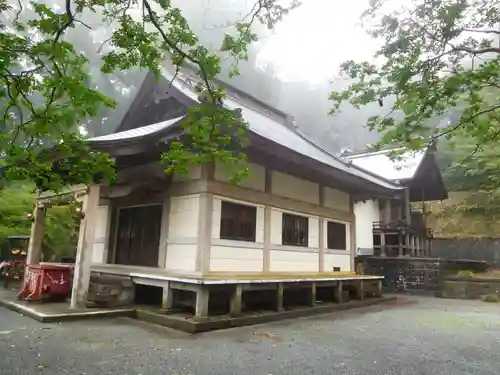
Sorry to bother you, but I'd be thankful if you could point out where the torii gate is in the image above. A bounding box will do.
[25,184,100,309]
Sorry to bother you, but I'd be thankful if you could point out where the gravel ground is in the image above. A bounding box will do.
[1,296,500,375]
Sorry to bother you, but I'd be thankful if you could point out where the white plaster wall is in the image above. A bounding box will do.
[324,187,350,212]
[214,162,266,191]
[167,194,200,241]
[172,165,202,182]
[271,171,319,205]
[165,244,197,271]
[324,254,352,272]
[308,217,319,248]
[209,246,263,272]
[323,219,351,251]
[270,208,283,245]
[353,200,379,254]
[270,250,319,272]
[211,196,264,243]
[165,194,200,271]
[92,205,110,264]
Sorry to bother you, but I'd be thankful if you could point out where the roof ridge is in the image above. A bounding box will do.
[347,147,429,160]
[173,63,290,125]
[293,128,348,163]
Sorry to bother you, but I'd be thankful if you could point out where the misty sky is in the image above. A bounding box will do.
[259,0,375,83]
[1,0,402,150]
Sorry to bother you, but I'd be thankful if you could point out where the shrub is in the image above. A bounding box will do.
[481,294,500,303]
[456,270,475,278]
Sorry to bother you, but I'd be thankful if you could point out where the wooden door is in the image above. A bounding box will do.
[114,205,162,267]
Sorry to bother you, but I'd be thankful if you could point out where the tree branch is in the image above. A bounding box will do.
[455,127,500,168]
[452,46,500,55]
[54,0,75,46]
[430,104,500,143]
[463,28,500,35]
[142,0,215,98]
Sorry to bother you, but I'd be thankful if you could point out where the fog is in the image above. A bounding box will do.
[2,0,390,153]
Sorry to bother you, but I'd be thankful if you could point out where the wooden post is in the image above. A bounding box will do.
[404,188,411,225]
[380,233,386,257]
[263,168,272,272]
[318,218,325,272]
[404,234,410,256]
[26,205,46,264]
[398,234,403,257]
[230,284,243,316]
[196,192,213,273]
[263,205,271,272]
[157,197,170,269]
[319,186,325,272]
[70,184,100,309]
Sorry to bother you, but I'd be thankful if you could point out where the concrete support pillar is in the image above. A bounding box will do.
[336,281,343,304]
[376,279,383,297]
[70,184,101,309]
[26,205,46,264]
[230,284,243,316]
[309,282,317,307]
[276,283,284,312]
[161,282,174,311]
[356,279,364,300]
[195,288,209,319]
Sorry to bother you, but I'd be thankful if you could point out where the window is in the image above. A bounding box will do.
[282,213,308,247]
[220,201,257,242]
[327,221,347,250]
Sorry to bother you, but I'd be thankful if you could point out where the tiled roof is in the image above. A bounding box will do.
[161,68,401,191]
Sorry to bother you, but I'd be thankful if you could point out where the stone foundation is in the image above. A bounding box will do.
[442,277,500,299]
[356,256,490,296]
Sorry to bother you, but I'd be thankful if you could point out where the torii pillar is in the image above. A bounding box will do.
[70,184,100,309]
[26,203,46,265]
